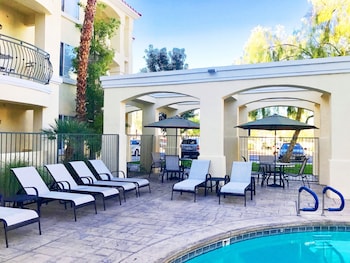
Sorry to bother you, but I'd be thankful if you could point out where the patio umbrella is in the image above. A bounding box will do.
[235,114,318,131]
[144,115,200,154]
[235,114,318,161]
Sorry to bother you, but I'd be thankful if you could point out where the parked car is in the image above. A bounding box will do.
[278,143,305,161]
[180,138,200,159]
[130,139,140,156]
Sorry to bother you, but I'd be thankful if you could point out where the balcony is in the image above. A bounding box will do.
[0,34,53,85]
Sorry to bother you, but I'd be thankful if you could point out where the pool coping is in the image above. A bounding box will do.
[166,220,350,263]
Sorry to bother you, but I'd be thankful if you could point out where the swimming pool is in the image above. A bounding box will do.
[170,224,350,263]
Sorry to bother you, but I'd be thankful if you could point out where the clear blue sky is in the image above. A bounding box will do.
[126,0,312,73]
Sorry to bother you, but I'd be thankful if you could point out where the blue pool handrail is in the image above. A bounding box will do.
[322,186,345,215]
[297,186,319,215]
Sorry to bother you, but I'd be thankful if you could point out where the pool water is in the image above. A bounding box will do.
[186,231,350,263]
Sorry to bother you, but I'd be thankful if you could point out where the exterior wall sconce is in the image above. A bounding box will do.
[207,68,216,74]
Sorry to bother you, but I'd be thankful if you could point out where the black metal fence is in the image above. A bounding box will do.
[239,136,319,177]
[0,34,53,84]
[0,132,119,197]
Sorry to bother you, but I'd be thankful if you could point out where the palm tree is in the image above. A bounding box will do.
[76,0,97,122]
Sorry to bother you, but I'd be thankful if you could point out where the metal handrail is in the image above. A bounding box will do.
[296,186,319,215]
[0,34,53,84]
[322,186,345,215]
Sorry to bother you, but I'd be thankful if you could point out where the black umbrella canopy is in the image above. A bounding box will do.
[144,115,200,129]
[235,114,318,131]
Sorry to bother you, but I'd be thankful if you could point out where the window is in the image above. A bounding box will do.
[61,0,79,20]
[59,43,77,80]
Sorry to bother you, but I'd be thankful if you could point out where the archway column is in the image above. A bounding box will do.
[199,94,226,177]
[327,77,350,198]
[104,91,127,172]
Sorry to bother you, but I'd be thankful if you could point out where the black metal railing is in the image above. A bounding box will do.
[0,132,119,197]
[0,34,53,84]
[239,136,319,178]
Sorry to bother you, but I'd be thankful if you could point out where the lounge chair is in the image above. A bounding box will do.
[0,194,41,248]
[87,160,151,196]
[11,167,97,221]
[161,155,184,183]
[218,161,254,206]
[171,160,211,202]
[67,161,137,201]
[45,164,121,210]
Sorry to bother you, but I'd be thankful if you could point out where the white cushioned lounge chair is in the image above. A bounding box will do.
[218,161,255,206]
[87,159,151,196]
[0,204,41,247]
[11,167,97,221]
[171,160,211,202]
[45,164,121,210]
[68,161,137,201]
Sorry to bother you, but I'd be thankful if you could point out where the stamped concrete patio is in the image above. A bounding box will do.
[1,172,349,263]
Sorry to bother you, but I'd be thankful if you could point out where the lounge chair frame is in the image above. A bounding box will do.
[11,167,97,221]
[45,164,121,210]
[218,161,255,206]
[87,160,151,196]
[67,161,137,202]
[171,160,211,202]
[0,194,41,247]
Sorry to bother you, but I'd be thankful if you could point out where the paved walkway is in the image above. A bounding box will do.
[1,173,349,263]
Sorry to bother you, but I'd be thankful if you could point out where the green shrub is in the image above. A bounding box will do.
[0,160,29,197]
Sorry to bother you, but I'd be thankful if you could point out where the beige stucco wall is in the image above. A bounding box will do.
[0,0,140,133]
[102,56,350,198]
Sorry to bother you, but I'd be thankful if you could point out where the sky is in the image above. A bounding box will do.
[126,0,312,73]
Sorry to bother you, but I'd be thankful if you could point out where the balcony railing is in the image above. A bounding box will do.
[0,34,53,84]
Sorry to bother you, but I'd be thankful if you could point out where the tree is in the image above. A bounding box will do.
[74,4,120,133]
[241,0,350,63]
[240,0,350,161]
[42,119,94,162]
[76,0,97,122]
[142,45,188,72]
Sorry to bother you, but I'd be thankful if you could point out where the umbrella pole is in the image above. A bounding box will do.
[175,129,178,155]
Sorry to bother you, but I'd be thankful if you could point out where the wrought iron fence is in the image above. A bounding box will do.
[239,136,319,178]
[0,34,53,84]
[0,132,119,197]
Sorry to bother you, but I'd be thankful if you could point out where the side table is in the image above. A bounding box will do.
[208,177,226,193]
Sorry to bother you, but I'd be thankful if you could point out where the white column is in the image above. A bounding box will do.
[199,94,226,177]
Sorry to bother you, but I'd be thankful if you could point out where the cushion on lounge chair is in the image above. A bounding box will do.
[45,163,121,209]
[0,206,41,247]
[11,166,97,221]
[172,179,205,191]
[68,161,137,201]
[45,164,119,198]
[88,159,150,188]
[171,159,211,202]
[0,207,38,227]
[69,161,136,190]
[218,161,254,206]
[11,167,95,205]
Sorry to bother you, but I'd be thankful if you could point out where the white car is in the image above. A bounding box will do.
[130,139,141,156]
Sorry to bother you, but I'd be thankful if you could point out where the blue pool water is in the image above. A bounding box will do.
[186,231,350,263]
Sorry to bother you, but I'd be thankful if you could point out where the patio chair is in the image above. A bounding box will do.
[161,155,184,183]
[0,194,41,248]
[258,155,275,186]
[45,164,121,210]
[283,157,310,187]
[67,161,137,202]
[171,159,211,202]
[218,161,254,206]
[11,167,97,221]
[149,152,164,176]
[87,159,151,196]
